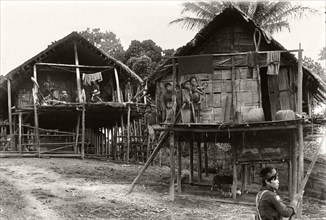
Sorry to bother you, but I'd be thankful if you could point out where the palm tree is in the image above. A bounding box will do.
[170,1,317,34]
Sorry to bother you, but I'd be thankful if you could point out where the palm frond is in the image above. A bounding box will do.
[180,2,216,20]
[169,17,209,31]
[262,20,290,35]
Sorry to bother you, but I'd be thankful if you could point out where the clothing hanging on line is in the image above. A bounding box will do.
[267,51,280,75]
[82,72,103,86]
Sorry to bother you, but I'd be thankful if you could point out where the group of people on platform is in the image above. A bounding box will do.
[161,76,208,124]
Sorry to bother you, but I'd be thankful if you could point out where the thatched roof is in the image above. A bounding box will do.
[0,32,142,93]
[149,6,325,103]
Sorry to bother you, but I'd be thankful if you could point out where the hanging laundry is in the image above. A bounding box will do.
[267,51,281,75]
[245,51,259,68]
[178,55,213,75]
[82,72,103,86]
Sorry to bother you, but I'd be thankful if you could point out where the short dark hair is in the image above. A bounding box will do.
[182,80,190,89]
[164,82,172,89]
[260,166,278,186]
[189,76,197,82]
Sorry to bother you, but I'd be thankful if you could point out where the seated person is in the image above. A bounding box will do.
[59,91,69,103]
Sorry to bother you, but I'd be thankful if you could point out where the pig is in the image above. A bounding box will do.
[211,175,233,192]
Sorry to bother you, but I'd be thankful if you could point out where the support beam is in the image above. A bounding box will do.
[189,141,194,184]
[7,80,13,150]
[232,142,238,200]
[33,65,40,157]
[81,106,85,159]
[204,142,208,177]
[36,62,113,69]
[169,131,175,201]
[197,141,202,183]
[242,164,248,191]
[18,112,22,154]
[297,43,304,217]
[127,104,131,164]
[291,133,298,200]
[127,131,169,194]
[73,41,82,102]
[177,139,182,193]
[74,113,80,154]
[114,68,122,102]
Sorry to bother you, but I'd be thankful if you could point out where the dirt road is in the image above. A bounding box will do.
[0,158,325,220]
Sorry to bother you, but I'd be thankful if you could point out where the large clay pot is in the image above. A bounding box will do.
[275,110,295,121]
[244,108,265,122]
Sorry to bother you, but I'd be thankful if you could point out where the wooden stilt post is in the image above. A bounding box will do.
[7,80,13,150]
[189,141,194,183]
[242,164,248,191]
[297,43,304,217]
[18,112,22,154]
[169,131,175,201]
[204,142,208,177]
[113,124,118,160]
[197,141,202,183]
[288,160,293,199]
[292,133,298,200]
[177,138,182,193]
[81,105,85,159]
[32,65,40,157]
[127,103,131,164]
[74,113,80,154]
[232,142,238,200]
[127,131,169,194]
[73,41,82,102]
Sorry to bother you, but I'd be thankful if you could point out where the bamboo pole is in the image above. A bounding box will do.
[73,41,82,102]
[169,131,175,201]
[18,112,22,154]
[7,80,13,150]
[127,130,169,194]
[189,140,194,184]
[177,138,182,193]
[36,62,113,69]
[33,65,40,157]
[170,49,303,59]
[114,68,122,102]
[297,43,304,217]
[81,105,85,159]
[197,141,202,183]
[74,113,80,154]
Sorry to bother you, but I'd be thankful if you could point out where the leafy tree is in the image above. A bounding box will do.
[319,47,326,60]
[124,40,162,63]
[126,55,155,80]
[303,56,326,82]
[124,40,163,79]
[79,28,125,60]
[170,1,317,34]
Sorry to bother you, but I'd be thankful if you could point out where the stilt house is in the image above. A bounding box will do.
[136,6,326,202]
[0,32,145,160]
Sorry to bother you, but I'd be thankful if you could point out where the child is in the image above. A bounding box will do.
[144,104,156,142]
[181,80,193,123]
[162,82,173,121]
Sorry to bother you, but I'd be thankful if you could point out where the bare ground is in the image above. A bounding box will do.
[0,158,325,220]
